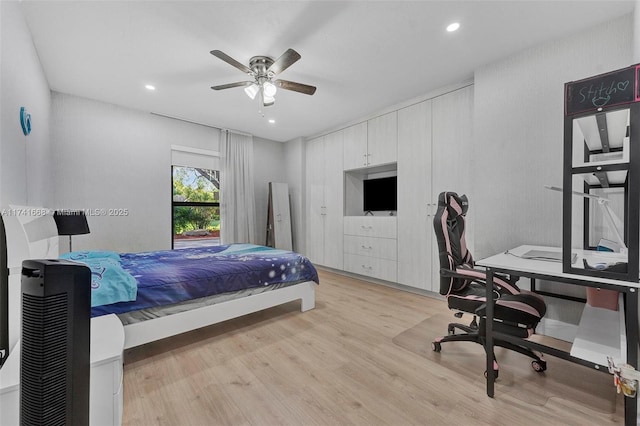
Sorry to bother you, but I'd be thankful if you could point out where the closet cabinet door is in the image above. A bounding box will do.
[367,111,398,167]
[397,101,432,290]
[322,130,344,269]
[431,85,474,290]
[305,136,325,264]
[343,122,368,170]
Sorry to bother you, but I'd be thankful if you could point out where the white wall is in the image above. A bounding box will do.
[0,1,52,208]
[473,14,633,327]
[51,92,221,252]
[635,0,640,61]
[50,93,286,253]
[0,0,54,360]
[252,137,286,245]
[473,13,633,259]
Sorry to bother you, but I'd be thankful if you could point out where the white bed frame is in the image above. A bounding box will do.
[2,205,315,351]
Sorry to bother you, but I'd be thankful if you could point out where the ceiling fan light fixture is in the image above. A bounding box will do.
[263,92,275,106]
[244,83,259,100]
[263,81,277,97]
[211,49,316,111]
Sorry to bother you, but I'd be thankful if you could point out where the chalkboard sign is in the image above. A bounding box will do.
[565,64,640,115]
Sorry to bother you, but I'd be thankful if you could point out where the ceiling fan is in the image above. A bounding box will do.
[210,48,316,107]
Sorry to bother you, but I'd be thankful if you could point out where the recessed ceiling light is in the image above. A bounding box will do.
[446,22,460,32]
[268,119,275,124]
[145,84,156,91]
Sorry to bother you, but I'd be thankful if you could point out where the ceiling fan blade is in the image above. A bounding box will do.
[267,49,301,75]
[210,50,252,74]
[211,81,254,90]
[274,79,316,95]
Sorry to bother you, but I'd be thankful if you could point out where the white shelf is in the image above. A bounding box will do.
[574,169,627,186]
[575,109,629,152]
[570,294,626,367]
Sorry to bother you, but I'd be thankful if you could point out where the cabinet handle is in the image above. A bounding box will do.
[361,245,373,250]
[361,265,373,270]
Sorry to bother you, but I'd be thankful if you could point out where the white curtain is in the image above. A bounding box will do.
[220,130,256,244]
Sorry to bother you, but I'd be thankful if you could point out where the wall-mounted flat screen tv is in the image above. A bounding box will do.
[363,176,397,212]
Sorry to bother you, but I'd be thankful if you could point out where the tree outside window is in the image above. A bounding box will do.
[172,166,220,248]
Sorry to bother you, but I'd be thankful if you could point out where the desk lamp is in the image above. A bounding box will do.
[53,210,90,252]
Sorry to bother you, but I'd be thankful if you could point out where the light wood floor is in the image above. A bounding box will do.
[122,269,623,425]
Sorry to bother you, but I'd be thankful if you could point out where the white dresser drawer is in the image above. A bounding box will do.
[343,235,397,260]
[344,253,397,282]
[344,216,397,238]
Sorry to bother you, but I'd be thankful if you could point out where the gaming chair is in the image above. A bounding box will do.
[432,191,547,377]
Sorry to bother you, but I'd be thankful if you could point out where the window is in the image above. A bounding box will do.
[172,166,220,248]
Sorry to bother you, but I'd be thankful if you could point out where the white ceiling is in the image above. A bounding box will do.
[20,1,635,142]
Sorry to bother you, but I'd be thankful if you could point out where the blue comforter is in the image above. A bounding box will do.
[75,244,318,317]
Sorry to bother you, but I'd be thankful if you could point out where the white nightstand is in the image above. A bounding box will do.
[0,314,125,426]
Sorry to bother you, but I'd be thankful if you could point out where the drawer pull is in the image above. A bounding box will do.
[361,245,373,250]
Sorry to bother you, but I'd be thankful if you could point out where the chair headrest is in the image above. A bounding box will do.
[438,192,468,219]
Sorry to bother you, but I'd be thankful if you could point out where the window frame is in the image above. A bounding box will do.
[171,165,221,249]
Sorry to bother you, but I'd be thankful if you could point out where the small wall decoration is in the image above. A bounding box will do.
[20,107,32,136]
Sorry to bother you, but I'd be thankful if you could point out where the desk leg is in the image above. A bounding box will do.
[486,268,495,398]
[625,290,638,426]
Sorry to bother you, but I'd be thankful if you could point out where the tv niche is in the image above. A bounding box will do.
[363,176,397,213]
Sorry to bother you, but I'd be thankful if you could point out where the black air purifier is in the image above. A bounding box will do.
[21,259,91,426]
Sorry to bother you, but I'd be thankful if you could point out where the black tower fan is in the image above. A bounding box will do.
[21,259,91,426]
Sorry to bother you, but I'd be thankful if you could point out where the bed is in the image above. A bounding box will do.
[2,206,317,351]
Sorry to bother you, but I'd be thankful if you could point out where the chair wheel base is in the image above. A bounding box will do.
[532,360,547,372]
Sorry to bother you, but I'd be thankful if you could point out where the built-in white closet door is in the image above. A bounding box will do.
[431,85,474,290]
[322,130,344,269]
[397,100,433,290]
[343,122,368,170]
[305,137,325,264]
[367,111,398,167]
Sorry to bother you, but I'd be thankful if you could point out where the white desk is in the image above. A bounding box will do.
[477,245,639,426]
